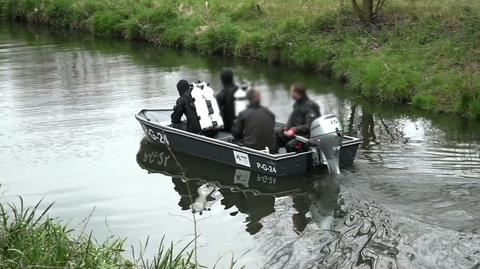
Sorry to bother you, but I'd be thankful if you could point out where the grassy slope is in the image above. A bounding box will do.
[1,0,479,118]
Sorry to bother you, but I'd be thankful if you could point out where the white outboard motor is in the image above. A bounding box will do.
[309,114,344,174]
[234,84,249,116]
[190,81,224,130]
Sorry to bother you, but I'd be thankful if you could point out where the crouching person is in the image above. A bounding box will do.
[171,79,202,134]
[231,89,277,154]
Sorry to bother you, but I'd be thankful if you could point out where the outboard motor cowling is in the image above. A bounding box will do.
[310,114,344,174]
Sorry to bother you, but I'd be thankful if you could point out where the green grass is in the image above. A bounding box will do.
[0,197,195,269]
[0,0,479,118]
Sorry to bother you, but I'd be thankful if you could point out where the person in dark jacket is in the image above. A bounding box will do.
[231,89,277,153]
[277,82,321,150]
[171,79,202,134]
[216,69,238,132]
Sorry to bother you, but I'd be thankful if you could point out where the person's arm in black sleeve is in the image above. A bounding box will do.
[268,109,276,126]
[293,109,319,135]
[171,99,185,124]
[286,111,294,129]
[216,90,226,111]
[269,110,279,153]
[231,115,244,139]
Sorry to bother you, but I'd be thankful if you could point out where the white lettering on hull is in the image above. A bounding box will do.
[143,125,169,145]
[256,162,277,174]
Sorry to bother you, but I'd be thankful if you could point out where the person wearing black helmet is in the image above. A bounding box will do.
[216,69,238,132]
[171,79,202,134]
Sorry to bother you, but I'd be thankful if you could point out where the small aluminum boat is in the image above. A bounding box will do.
[135,109,361,176]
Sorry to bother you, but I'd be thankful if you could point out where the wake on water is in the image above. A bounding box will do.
[256,176,480,269]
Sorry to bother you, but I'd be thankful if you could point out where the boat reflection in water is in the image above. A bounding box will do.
[136,138,340,235]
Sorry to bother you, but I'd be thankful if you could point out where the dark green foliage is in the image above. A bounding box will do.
[120,17,142,40]
[458,8,480,46]
[235,31,266,58]
[261,17,309,58]
[289,42,331,70]
[310,14,337,33]
[120,3,184,42]
[46,0,76,27]
[1,0,33,19]
[0,198,127,268]
[413,95,437,111]
[231,1,264,21]
[161,21,196,48]
[0,197,195,268]
[197,22,240,55]
[0,0,478,118]
[91,10,126,36]
[458,92,480,119]
[468,96,480,119]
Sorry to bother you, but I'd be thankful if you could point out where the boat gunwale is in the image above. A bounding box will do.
[135,109,361,161]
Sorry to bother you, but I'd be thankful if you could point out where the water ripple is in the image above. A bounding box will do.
[257,192,480,269]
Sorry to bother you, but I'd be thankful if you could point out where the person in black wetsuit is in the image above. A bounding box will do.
[171,79,202,134]
[216,69,238,132]
[277,82,321,151]
[231,89,277,153]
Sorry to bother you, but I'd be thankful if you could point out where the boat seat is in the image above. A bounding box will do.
[166,123,234,142]
[213,131,234,142]
[143,110,172,123]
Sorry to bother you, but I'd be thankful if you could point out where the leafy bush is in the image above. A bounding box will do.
[231,1,264,21]
[91,10,126,36]
[289,42,331,70]
[197,22,239,55]
[1,0,36,19]
[412,95,437,111]
[468,95,480,119]
[46,0,76,27]
[235,31,266,58]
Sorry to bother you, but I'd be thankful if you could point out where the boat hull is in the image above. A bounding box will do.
[136,109,361,177]
[139,120,310,176]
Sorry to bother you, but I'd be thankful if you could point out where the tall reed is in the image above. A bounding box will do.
[0,197,195,269]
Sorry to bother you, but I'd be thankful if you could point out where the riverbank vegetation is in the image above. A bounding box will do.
[0,198,195,268]
[0,0,479,118]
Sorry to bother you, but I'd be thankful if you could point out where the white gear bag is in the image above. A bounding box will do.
[190,81,224,130]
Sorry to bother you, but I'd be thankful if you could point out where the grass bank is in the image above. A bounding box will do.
[0,198,195,268]
[1,0,479,118]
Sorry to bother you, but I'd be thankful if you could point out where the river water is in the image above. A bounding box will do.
[1,22,480,268]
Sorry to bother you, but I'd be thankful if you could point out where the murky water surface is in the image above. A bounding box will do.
[1,23,480,268]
